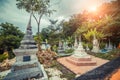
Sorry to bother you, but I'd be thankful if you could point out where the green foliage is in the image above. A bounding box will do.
[65,36,74,47]
[0,53,8,62]
[0,75,5,80]
[99,42,106,49]
[34,34,43,44]
[89,49,120,60]
[82,42,87,49]
[8,51,15,59]
[52,45,57,52]
[40,20,64,47]
[0,22,24,58]
[16,0,53,15]
[88,43,93,50]
[16,0,55,51]
[65,49,74,54]
[83,28,105,42]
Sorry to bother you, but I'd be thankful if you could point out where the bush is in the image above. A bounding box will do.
[82,42,87,49]
[65,49,74,53]
[89,49,120,60]
[99,42,106,49]
[52,45,58,52]
[88,43,93,50]
[0,52,8,62]
[8,51,15,59]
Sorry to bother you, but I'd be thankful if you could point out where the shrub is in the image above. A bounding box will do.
[8,51,15,59]
[52,45,58,52]
[0,52,8,62]
[99,42,106,49]
[65,49,74,54]
[88,43,93,50]
[82,42,87,49]
[89,49,120,60]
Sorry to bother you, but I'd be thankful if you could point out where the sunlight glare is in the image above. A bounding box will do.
[89,6,97,12]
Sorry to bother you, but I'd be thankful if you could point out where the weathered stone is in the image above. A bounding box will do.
[92,34,100,53]
[4,14,48,80]
[66,36,96,66]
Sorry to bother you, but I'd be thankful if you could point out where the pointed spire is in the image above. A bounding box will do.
[93,34,96,40]
[19,13,37,49]
[79,35,82,42]
[27,13,32,31]
[75,35,77,43]
[74,35,78,48]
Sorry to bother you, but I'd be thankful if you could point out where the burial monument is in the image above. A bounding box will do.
[4,14,48,80]
[66,36,96,66]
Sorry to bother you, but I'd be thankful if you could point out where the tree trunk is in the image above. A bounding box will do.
[37,23,41,52]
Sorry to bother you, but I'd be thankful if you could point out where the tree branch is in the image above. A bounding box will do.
[38,13,43,24]
[33,13,39,24]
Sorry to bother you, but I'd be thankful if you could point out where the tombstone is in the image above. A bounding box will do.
[86,44,90,51]
[66,36,96,66]
[72,36,89,57]
[74,36,78,49]
[92,34,100,53]
[57,40,65,53]
[4,14,48,80]
[63,41,69,50]
[107,39,113,50]
[105,43,108,49]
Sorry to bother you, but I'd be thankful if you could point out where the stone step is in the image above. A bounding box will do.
[69,56,92,61]
[66,58,96,66]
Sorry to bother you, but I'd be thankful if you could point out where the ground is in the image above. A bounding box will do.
[57,55,109,75]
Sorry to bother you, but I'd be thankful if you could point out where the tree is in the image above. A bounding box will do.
[40,19,63,47]
[0,22,24,58]
[83,28,105,42]
[16,0,54,51]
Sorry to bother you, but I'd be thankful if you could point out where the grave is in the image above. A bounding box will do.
[57,40,65,53]
[92,34,100,53]
[4,14,48,80]
[66,36,96,66]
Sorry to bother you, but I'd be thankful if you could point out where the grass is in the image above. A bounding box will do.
[46,60,76,80]
[87,49,120,60]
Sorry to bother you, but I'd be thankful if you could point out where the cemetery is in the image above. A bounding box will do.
[0,0,120,80]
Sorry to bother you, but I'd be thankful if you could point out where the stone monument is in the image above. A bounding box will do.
[57,40,65,53]
[92,34,100,53]
[4,14,48,80]
[66,36,96,66]
[107,39,113,50]
[74,36,78,49]
[86,44,90,51]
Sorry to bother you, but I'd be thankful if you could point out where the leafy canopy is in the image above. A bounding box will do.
[0,22,24,50]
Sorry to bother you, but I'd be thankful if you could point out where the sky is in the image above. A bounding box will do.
[0,0,111,34]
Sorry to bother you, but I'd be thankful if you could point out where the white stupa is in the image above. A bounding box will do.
[86,44,90,51]
[4,14,48,80]
[107,39,113,50]
[72,36,90,58]
[57,40,65,53]
[92,34,100,53]
[74,36,78,49]
[66,36,96,66]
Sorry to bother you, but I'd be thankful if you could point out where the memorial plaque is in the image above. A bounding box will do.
[4,13,48,80]
[23,55,31,62]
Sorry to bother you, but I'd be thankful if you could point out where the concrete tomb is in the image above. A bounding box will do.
[66,36,96,66]
[4,14,48,80]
